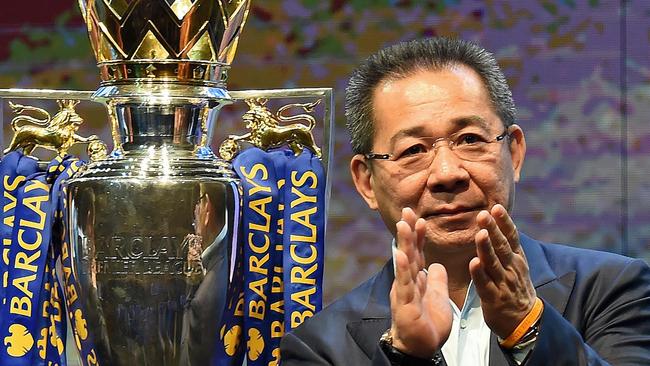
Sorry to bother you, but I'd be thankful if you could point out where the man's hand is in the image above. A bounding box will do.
[469,204,537,339]
[389,207,452,358]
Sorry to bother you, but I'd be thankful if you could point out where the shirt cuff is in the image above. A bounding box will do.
[507,338,537,365]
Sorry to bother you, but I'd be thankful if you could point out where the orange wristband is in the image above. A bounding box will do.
[499,297,544,349]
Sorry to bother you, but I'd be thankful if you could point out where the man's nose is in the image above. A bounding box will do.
[425,146,470,192]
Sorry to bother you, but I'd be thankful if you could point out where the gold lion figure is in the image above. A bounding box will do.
[219,98,322,161]
[3,100,98,156]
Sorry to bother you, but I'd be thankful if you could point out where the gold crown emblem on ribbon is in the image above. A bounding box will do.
[78,0,251,87]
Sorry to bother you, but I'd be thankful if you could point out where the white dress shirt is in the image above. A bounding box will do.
[440,282,532,366]
[441,283,491,366]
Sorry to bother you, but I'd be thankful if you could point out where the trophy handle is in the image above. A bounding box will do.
[216,88,333,170]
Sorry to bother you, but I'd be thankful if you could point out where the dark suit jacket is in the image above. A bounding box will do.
[280,234,650,365]
[179,236,230,365]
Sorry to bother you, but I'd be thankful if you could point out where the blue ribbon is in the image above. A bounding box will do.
[0,154,68,365]
[216,147,326,365]
[213,178,246,365]
[267,150,288,366]
[0,152,99,366]
[214,227,246,366]
[0,153,39,312]
[239,148,282,366]
[39,156,81,366]
[56,159,101,366]
[282,150,325,331]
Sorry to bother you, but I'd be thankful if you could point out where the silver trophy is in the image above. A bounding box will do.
[67,0,251,364]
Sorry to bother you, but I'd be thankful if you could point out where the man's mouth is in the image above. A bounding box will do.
[424,205,481,218]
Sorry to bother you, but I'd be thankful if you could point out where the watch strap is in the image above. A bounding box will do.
[379,328,443,365]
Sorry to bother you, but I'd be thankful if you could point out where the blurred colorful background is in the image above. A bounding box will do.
[1,0,649,305]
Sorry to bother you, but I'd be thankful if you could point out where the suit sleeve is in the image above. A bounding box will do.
[523,259,650,366]
[280,331,395,366]
[280,332,331,365]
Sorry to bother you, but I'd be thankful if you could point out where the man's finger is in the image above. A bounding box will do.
[415,217,426,270]
[491,204,522,255]
[468,256,498,299]
[396,219,420,280]
[478,210,513,266]
[417,269,427,294]
[393,248,416,305]
[402,207,418,228]
[475,228,505,282]
[424,263,448,298]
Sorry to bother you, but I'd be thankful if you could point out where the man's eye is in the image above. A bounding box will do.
[456,134,485,145]
[398,144,426,157]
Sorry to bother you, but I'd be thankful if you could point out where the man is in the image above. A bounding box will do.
[180,183,234,365]
[280,37,650,365]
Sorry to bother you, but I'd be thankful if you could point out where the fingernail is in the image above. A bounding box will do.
[494,204,505,216]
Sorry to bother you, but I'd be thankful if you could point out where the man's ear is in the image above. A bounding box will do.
[507,124,526,182]
[350,154,378,210]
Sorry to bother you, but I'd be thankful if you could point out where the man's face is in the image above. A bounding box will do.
[350,64,526,257]
[194,193,209,238]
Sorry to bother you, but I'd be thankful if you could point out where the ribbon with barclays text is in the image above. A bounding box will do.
[282,150,325,331]
[56,160,101,366]
[0,152,97,366]
[0,152,43,366]
[1,153,63,365]
[216,147,325,365]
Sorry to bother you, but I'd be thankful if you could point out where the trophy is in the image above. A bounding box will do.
[0,1,332,365]
[65,0,253,364]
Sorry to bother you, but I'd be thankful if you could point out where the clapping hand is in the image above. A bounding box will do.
[389,207,452,358]
[469,204,537,339]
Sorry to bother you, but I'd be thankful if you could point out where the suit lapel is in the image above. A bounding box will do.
[346,317,391,357]
[346,260,393,357]
[489,234,577,366]
[521,233,576,315]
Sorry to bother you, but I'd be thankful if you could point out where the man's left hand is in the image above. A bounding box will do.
[469,204,537,339]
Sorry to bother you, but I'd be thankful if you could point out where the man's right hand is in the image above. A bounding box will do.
[388,207,452,359]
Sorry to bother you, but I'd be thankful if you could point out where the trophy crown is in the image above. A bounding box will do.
[79,0,251,87]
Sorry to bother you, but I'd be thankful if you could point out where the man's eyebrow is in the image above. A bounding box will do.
[388,126,428,148]
[451,115,491,131]
[387,116,491,147]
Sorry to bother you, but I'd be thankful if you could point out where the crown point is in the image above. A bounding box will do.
[170,0,194,20]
